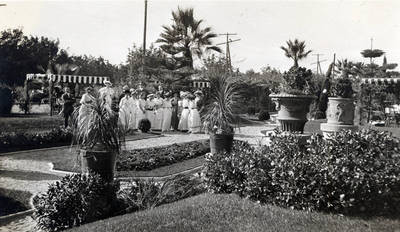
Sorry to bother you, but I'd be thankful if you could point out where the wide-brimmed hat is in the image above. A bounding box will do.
[194,90,203,96]
[122,85,129,91]
[147,93,155,98]
[104,80,112,86]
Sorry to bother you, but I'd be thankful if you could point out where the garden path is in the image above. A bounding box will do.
[0,124,270,232]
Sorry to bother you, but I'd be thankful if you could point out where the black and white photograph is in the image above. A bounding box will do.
[0,0,400,231]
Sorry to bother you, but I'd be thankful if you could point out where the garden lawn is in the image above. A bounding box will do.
[67,193,400,232]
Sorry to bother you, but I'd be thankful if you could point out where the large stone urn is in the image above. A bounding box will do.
[320,97,357,136]
[270,94,316,133]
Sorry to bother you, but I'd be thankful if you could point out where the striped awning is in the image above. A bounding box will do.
[361,77,400,85]
[26,74,109,84]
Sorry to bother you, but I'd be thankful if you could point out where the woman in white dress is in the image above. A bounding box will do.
[128,89,138,130]
[188,93,201,133]
[136,92,147,128]
[99,80,114,113]
[118,89,131,132]
[146,94,156,130]
[152,92,164,130]
[78,87,95,129]
[161,92,172,132]
[178,92,190,131]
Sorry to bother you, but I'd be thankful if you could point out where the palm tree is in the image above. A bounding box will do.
[156,7,221,69]
[280,39,312,68]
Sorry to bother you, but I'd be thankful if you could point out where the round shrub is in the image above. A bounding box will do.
[33,174,120,231]
[258,110,270,121]
[138,118,151,133]
[0,85,14,115]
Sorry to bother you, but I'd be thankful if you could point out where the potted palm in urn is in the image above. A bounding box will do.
[270,39,316,133]
[320,59,358,136]
[72,93,125,182]
[202,74,238,154]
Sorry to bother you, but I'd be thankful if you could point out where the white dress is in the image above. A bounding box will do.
[145,100,155,129]
[128,97,137,130]
[136,99,147,128]
[161,99,172,132]
[78,93,94,129]
[188,100,201,133]
[118,96,131,131]
[99,87,114,112]
[152,97,164,130]
[178,98,190,131]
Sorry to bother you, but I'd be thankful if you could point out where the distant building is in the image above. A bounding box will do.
[190,73,210,88]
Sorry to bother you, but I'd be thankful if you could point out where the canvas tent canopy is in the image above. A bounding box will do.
[25,73,110,116]
[361,77,400,85]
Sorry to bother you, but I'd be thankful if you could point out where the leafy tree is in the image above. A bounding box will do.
[361,49,384,64]
[0,28,60,86]
[156,7,221,69]
[280,39,312,68]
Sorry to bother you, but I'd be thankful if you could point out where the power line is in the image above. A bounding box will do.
[311,53,326,75]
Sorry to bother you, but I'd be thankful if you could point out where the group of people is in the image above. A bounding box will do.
[117,85,203,133]
[61,80,204,134]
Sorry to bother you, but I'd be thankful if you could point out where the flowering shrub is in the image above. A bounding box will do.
[33,174,121,231]
[279,66,314,95]
[204,130,400,215]
[138,118,151,133]
[0,126,72,151]
[117,140,210,171]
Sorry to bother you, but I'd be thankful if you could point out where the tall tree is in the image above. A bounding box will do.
[280,39,312,68]
[156,7,221,69]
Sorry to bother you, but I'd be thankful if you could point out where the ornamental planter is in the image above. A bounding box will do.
[80,144,116,182]
[270,94,315,133]
[209,133,234,154]
[320,97,357,136]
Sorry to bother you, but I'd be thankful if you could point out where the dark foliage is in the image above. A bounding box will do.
[117,140,209,171]
[204,130,400,216]
[331,78,354,98]
[0,85,13,114]
[0,126,72,151]
[33,174,121,231]
[138,118,151,133]
[280,66,314,95]
[258,110,270,121]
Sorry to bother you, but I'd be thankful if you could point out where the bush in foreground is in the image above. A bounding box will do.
[33,174,120,231]
[0,85,14,115]
[138,118,151,133]
[205,130,400,215]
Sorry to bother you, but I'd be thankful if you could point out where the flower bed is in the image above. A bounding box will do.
[0,127,73,152]
[117,140,210,171]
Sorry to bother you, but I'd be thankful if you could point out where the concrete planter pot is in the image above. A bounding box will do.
[270,94,315,133]
[320,97,357,136]
[80,145,117,182]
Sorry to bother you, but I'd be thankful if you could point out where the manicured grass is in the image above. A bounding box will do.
[0,188,32,216]
[0,115,64,133]
[67,193,400,232]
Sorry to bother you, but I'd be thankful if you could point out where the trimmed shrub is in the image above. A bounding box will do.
[0,85,14,115]
[203,140,254,196]
[247,106,256,115]
[258,110,270,121]
[117,140,209,171]
[138,118,151,133]
[0,126,72,151]
[33,174,121,231]
[204,130,400,216]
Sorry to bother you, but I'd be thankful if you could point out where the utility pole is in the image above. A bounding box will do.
[311,53,326,75]
[0,4,6,6]
[141,0,148,82]
[369,37,373,64]
[332,53,336,78]
[216,33,240,73]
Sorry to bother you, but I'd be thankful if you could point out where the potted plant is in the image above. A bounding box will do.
[320,59,358,135]
[72,95,125,182]
[270,39,316,133]
[202,74,238,154]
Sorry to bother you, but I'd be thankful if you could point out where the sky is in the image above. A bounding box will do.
[1,0,399,73]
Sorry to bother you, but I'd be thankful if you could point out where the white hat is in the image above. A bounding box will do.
[194,90,203,95]
[104,80,112,86]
